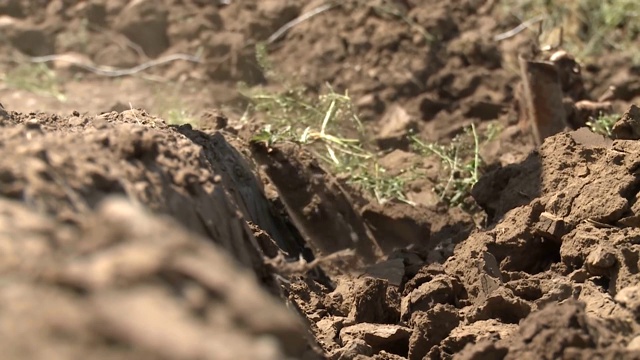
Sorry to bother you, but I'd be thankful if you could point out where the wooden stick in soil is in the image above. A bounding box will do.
[518,55,568,145]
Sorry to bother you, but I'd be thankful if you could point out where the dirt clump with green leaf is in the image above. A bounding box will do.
[2,0,640,359]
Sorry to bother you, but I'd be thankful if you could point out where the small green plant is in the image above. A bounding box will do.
[247,84,413,204]
[586,113,620,137]
[411,124,482,207]
[483,121,504,143]
[345,161,416,205]
[4,63,66,101]
[245,43,412,204]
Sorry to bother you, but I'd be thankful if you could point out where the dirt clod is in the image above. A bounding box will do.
[2,1,640,359]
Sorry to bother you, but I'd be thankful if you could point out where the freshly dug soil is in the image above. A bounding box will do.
[286,125,640,359]
[3,105,640,359]
[2,0,640,359]
[0,110,312,359]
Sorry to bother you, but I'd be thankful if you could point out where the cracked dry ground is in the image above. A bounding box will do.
[2,105,640,360]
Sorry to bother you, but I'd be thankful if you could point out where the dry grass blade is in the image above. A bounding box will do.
[267,3,337,44]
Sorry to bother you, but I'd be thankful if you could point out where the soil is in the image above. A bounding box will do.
[2,0,640,359]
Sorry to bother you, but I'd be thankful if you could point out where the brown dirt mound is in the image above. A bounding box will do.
[2,1,640,359]
[0,109,315,359]
[4,100,640,360]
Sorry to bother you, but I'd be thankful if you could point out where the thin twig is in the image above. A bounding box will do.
[471,123,480,183]
[27,52,202,77]
[494,14,547,41]
[267,3,337,44]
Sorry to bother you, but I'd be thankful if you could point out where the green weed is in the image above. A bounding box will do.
[246,83,413,204]
[483,121,503,143]
[245,43,413,204]
[344,159,416,205]
[411,124,483,208]
[586,113,620,137]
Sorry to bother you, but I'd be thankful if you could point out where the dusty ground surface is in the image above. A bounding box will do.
[2,0,640,359]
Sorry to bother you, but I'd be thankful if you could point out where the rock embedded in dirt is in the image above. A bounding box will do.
[585,245,617,276]
[442,233,504,301]
[534,211,571,243]
[375,105,417,150]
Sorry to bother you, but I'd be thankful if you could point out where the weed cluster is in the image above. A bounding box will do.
[245,80,413,205]
[244,43,492,208]
[586,113,620,137]
[411,125,484,207]
[245,42,420,205]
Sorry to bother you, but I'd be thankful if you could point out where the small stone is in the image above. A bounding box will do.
[534,212,571,242]
[585,246,617,276]
[376,105,417,149]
